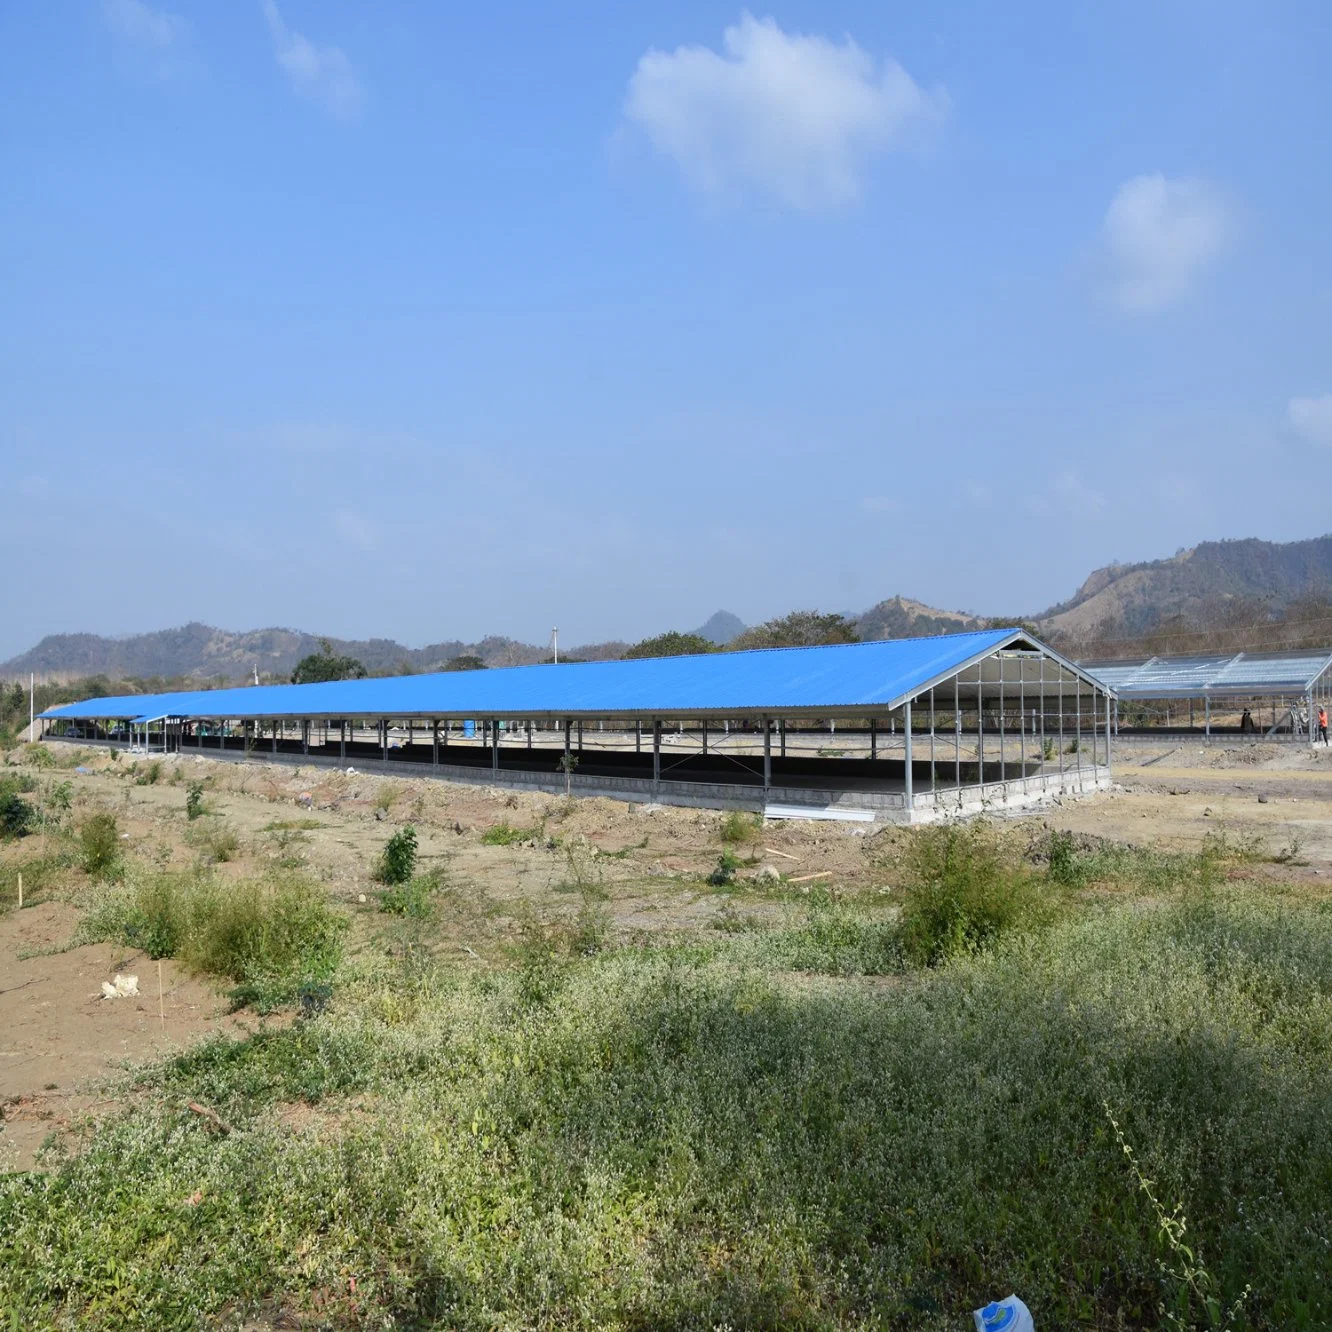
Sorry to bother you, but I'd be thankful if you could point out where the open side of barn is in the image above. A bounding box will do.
[39,629,1113,823]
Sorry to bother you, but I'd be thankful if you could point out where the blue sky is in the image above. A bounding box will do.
[2,1,1330,659]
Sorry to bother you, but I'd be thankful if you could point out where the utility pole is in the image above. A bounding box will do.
[552,627,559,664]
[30,672,34,742]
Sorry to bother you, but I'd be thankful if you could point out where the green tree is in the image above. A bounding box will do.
[444,656,487,672]
[729,611,859,651]
[623,632,715,660]
[291,639,368,685]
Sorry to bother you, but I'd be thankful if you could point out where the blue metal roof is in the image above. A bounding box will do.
[41,628,1097,724]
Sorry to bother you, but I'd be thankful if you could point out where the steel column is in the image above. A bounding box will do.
[903,701,913,811]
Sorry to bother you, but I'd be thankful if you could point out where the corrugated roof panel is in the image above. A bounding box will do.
[41,628,1098,723]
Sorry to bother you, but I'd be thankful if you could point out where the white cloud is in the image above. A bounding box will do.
[103,0,185,49]
[1100,173,1232,312]
[1026,471,1106,518]
[1289,395,1332,446]
[623,12,947,210]
[333,510,378,551]
[261,0,363,118]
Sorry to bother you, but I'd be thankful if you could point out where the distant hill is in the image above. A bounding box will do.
[0,623,551,683]
[13,536,1332,682]
[853,596,980,640]
[690,611,747,646]
[1038,535,1332,645]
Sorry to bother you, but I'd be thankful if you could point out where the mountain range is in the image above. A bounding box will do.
[7,534,1332,681]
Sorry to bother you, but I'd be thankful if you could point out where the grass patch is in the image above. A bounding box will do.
[4,890,1331,1326]
[718,810,761,844]
[187,820,241,864]
[750,889,903,975]
[479,820,537,846]
[380,868,445,919]
[373,784,401,813]
[263,818,323,832]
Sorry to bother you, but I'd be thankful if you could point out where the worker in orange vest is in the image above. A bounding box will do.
[1319,705,1329,746]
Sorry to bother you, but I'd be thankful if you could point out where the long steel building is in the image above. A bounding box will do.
[39,628,1113,823]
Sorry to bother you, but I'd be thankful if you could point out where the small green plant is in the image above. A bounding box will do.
[80,813,122,878]
[1042,736,1057,761]
[1104,1103,1252,1330]
[135,760,163,786]
[558,752,579,795]
[708,849,742,887]
[185,782,205,821]
[719,810,760,844]
[373,784,400,813]
[22,744,56,769]
[1065,737,1080,755]
[377,825,418,885]
[45,780,74,819]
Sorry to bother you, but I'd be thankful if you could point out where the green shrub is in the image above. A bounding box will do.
[376,825,418,885]
[0,773,38,796]
[79,813,122,878]
[899,822,1053,966]
[0,791,34,839]
[135,760,163,786]
[1046,828,1084,886]
[719,810,760,844]
[22,744,56,769]
[185,782,205,820]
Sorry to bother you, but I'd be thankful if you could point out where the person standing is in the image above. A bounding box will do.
[1319,704,1329,746]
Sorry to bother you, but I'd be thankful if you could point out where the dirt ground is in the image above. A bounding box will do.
[0,902,258,1171]
[2,737,1329,1171]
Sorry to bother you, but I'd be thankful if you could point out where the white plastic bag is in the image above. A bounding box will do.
[100,974,140,1000]
[973,1295,1033,1332]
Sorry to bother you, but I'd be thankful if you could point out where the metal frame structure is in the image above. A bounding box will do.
[40,629,1115,822]
[1080,650,1332,743]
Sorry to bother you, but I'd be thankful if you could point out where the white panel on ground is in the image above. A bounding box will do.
[764,804,875,823]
